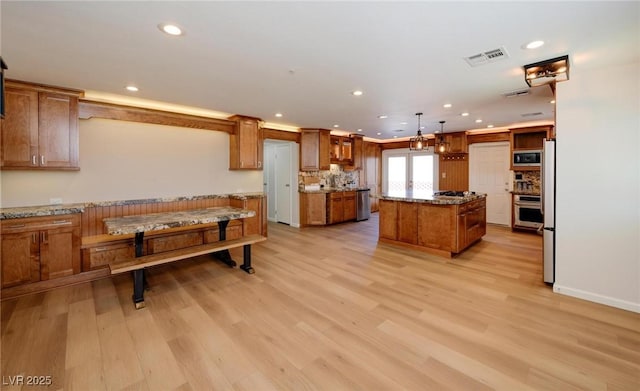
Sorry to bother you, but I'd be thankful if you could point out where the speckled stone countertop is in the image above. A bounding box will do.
[0,192,265,220]
[0,204,86,220]
[103,206,255,235]
[299,187,370,194]
[379,191,486,205]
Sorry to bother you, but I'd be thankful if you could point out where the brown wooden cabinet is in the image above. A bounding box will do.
[1,214,81,288]
[328,192,345,224]
[229,115,263,170]
[343,191,357,221]
[330,135,353,165]
[300,192,327,226]
[82,240,135,271]
[510,125,553,171]
[455,197,486,251]
[379,197,486,257]
[378,200,398,240]
[300,129,331,171]
[1,80,82,170]
[444,132,468,153]
[345,135,364,170]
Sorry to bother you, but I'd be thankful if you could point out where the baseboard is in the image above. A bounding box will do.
[267,217,277,223]
[290,222,301,228]
[553,284,640,313]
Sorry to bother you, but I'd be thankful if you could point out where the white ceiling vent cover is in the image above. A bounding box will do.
[503,88,531,98]
[521,112,544,117]
[464,46,510,67]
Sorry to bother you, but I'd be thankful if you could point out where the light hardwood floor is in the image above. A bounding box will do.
[2,214,639,390]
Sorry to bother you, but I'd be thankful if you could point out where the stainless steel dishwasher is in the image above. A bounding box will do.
[356,189,371,221]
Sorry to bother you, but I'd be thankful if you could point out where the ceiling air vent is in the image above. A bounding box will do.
[464,46,510,67]
[521,112,544,118]
[503,88,531,98]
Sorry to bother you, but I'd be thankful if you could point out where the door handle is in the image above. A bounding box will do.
[285,184,290,187]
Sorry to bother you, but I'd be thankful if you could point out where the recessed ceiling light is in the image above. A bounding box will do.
[393,135,398,138]
[357,129,363,132]
[524,40,545,49]
[125,85,139,92]
[487,124,494,128]
[443,103,452,108]
[378,115,388,119]
[352,90,363,96]
[376,132,382,135]
[475,119,483,123]
[550,100,556,104]
[333,124,340,128]
[158,23,183,36]
[275,113,283,118]
[461,112,469,117]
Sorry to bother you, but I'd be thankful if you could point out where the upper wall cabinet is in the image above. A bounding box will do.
[228,115,263,170]
[445,132,468,154]
[330,135,353,165]
[345,134,364,171]
[300,128,330,171]
[1,80,83,170]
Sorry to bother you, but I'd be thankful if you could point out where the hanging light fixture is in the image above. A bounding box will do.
[409,112,427,151]
[434,120,449,154]
[524,55,569,87]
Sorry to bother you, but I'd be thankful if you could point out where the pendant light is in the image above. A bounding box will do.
[435,120,449,154]
[409,112,427,151]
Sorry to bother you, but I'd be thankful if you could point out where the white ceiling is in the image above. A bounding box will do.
[1,1,638,140]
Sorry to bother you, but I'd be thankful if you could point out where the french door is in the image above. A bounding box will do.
[382,149,437,195]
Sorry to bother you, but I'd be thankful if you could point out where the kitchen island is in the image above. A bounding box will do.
[378,191,487,258]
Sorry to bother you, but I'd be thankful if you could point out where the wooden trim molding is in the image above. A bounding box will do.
[263,127,301,143]
[466,132,510,144]
[6,79,84,97]
[78,99,236,133]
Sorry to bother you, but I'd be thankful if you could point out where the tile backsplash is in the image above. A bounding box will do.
[514,171,540,193]
[299,164,359,188]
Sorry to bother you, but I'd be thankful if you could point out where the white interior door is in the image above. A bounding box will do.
[264,144,277,222]
[469,142,511,225]
[275,144,292,224]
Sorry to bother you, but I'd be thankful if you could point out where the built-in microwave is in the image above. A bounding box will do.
[513,150,542,167]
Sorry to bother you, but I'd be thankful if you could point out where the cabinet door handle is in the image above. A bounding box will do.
[41,231,48,244]
[32,233,38,243]
[32,155,37,165]
[258,161,262,168]
[94,247,108,252]
[40,155,45,165]
[8,224,26,229]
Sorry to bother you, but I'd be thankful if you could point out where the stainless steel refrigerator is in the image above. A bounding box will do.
[542,139,556,283]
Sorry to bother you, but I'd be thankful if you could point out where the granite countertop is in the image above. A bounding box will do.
[299,187,371,193]
[0,192,265,220]
[0,204,86,220]
[378,191,486,205]
[103,206,255,235]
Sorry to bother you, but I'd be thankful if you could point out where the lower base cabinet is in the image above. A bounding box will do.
[1,214,81,288]
[301,191,357,226]
[379,198,486,255]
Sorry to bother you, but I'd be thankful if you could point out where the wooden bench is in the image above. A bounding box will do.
[110,234,266,309]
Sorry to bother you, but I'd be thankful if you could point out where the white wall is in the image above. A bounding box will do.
[0,118,263,207]
[555,61,640,312]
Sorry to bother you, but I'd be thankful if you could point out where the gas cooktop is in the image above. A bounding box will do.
[434,191,468,197]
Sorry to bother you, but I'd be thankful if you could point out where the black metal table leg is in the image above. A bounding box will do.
[132,231,147,309]
[212,220,236,267]
[239,244,255,274]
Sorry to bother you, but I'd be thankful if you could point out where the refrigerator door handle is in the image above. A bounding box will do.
[541,147,545,214]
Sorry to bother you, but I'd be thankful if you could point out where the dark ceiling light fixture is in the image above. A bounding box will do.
[524,55,570,87]
[435,120,449,154]
[409,112,427,151]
